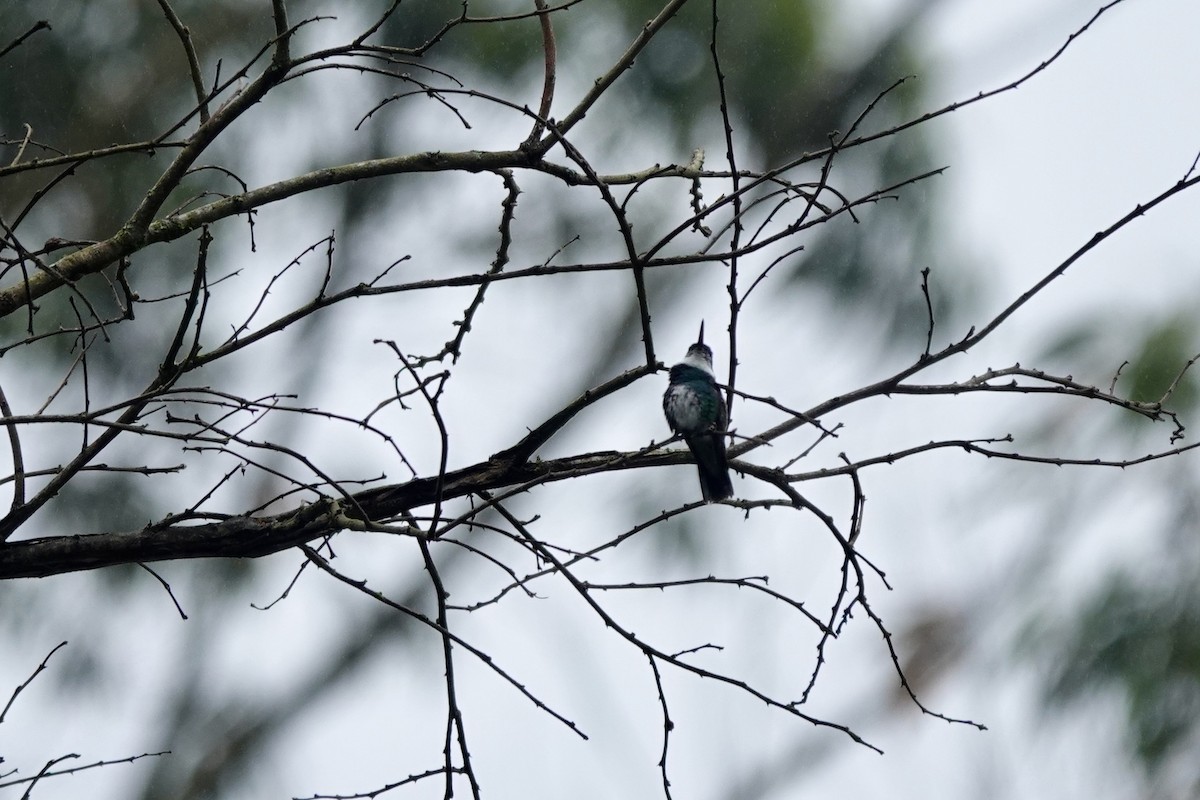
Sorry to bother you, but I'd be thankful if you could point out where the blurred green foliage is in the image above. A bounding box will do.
[1123,315,1199,411]
[1028,306,1200,789]
[1039,569,1200,781]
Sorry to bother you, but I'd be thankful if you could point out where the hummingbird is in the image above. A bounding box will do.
[663,322,734,502]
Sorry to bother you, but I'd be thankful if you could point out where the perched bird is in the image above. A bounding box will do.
[662,323,734,502]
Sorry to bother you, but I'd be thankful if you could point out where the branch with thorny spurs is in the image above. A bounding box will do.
[480,486,884,752]
[0,641,170,792]
[3,340,1197,579]
[0,441,708,579]
[0,0,1144,324]
[764,360,1199,483]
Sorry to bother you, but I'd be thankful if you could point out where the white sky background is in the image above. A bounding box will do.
[4,1,1200,799]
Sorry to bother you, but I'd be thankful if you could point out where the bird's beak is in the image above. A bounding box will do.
[697,321,705,345]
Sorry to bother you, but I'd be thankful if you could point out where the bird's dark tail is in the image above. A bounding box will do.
[686,433,734,502]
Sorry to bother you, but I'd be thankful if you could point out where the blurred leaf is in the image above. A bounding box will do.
[1037,572,1200,773]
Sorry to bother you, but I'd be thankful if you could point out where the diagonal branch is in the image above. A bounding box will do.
[734,168,1200,460]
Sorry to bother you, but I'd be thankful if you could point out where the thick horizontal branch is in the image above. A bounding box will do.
[0,447,695,580]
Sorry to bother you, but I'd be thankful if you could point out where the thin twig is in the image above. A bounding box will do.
[0,641,67,724]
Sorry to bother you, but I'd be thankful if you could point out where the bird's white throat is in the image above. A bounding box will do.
[680,350,714,376]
